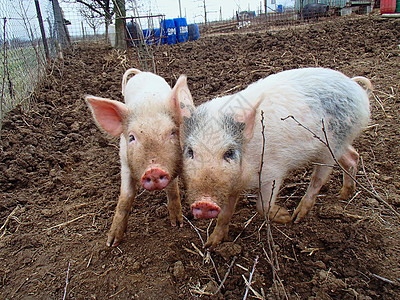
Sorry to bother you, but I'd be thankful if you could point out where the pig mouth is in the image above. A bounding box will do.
[191,200,221,219]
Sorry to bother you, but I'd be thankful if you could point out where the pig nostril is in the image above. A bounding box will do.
[159,175,165,180]
[146,178,151,183]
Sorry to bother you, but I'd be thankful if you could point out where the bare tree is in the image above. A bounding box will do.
[79,6,104,36]
[64,0,115,43]
[113,0,126,49]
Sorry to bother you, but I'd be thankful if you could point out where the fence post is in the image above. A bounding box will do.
[51,0,71,48]
[81,21,85,40]
[34,0,50,62]
[1,18,6,130]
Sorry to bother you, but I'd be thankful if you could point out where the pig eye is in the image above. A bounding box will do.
[186,147,194,159]
[171,129,177,136]
[223,149,236,161]
[128,134,135,143]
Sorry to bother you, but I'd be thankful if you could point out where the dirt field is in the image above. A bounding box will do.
[1,14,399,299]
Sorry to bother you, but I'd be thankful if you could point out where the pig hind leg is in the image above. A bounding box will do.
[338,145,359,200]
[165,178,183,227]
[257,180,291,224]
[107,162,137,247]
[292,157,334,223]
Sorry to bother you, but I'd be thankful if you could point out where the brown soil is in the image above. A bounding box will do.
[1,14,399,299]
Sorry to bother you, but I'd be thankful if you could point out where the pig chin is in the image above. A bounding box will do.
[191,198,221,219]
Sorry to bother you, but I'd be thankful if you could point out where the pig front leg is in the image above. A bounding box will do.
[107,163,137,247]
[205,194,239,249]
[257,180,291,223]
[165,178,183,227]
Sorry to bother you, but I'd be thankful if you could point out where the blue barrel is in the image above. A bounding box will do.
[161,19,176,45]
[174,18,188,43]
[277,5,283,13]
[188,24,200,41]
[154,28,162,45]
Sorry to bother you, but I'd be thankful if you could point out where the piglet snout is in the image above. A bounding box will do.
[191,198,221,219]
[141,168,170,191]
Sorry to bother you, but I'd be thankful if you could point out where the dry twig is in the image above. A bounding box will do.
[109,287,127,298]
[233,213,258,243]
[44,213,94,231]
[259,111,289,299]
[183,215,221,282]
[371,273,398,285]
[62,262,70,300]
[0,205,21,239]
[243,255,260,300]
[214,256,236,295]
[182,215,205,245]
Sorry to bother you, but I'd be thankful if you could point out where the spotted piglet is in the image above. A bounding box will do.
[181,68,371,249]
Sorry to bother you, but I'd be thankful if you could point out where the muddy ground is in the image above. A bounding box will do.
[0,14,399,299]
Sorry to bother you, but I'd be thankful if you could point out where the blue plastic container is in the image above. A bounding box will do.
[174,18,189,43]
[188,24,200,41]
[277,5,283,13]
[154,28,162,45]
[161,19,176,45]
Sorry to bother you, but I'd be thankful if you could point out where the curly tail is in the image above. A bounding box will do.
[351,76,373,93]
[121,68,142,96]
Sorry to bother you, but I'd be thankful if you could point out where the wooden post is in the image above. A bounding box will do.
[51,0,71,48]
[34,0,50,62]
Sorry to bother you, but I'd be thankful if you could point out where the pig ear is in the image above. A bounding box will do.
[169,75,195,123]
[85,95,128,136]
[235,94,264,142]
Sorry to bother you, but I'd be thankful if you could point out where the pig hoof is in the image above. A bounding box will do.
[170,220,184,228]
[106,239,120,248]
[292,208,308,224]
[170,212,184,228]
[204,231,226,249]
[269,206,291,224]
[204,240,217,250]
[106,233,123,247]
[338,187,354,200]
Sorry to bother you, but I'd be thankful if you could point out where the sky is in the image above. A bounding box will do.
[133,0,295,23]
[0,0,55,41]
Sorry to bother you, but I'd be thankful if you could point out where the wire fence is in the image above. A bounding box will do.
[0,0,73,129]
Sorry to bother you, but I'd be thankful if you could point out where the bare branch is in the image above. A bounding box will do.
[62,262,71,300]
[214,256,236,295]
[243,255,259,300]
[281,115,400,220]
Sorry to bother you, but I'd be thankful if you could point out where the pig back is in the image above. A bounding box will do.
[123,72,172,109]
[240,68,370,186]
